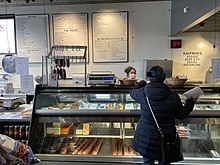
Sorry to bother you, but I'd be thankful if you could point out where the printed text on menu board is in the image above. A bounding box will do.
[182,51,202,66]
[92,12,128,63]
[16,14,50,63]
[53,13,88,59]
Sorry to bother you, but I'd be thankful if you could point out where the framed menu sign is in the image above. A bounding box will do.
[0,14,16,54]
[16,14,50,63]
[53,13,89,60]
[92,11,128,63]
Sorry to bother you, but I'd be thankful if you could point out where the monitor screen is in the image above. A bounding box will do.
[0,14,16,54]
[146,60,173,78]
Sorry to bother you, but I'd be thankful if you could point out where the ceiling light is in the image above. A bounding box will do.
[199,22,205,29]
[183,6,189,14]
[6,0,11,3]
[50,0,53,2]
[32,0,35,1]
[26,0,30,3]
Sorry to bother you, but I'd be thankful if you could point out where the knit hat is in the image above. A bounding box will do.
[147,65,166,82]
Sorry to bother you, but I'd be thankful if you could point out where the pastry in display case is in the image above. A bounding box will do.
[28,85,220,164]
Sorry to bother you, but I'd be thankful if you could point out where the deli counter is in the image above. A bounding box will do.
[28,84,220,164]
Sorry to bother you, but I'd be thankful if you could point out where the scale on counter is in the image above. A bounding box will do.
[88,73,116,86]
[0,97,25,109]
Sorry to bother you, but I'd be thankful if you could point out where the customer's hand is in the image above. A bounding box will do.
[134,80,147,89]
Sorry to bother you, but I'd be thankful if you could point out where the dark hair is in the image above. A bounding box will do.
[124,66,136,77]
[124,66,136,74]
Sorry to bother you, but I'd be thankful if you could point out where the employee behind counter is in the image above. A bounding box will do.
[122,66,148,88]
[124,66,137,79]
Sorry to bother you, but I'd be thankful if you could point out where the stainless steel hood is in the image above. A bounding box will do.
[186,11,220,32]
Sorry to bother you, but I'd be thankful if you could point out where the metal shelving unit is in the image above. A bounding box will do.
[42,45,87,86]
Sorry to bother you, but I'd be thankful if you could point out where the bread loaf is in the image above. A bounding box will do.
[123,144,129,155]
[82,139,97,155]
[117,139,123,156]
[92,139,103,155]
[72,139,88,154]
[78,139,93,154]
[112,139,119,156]
[128,145,135,155]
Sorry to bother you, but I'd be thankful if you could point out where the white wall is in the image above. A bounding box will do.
[171,32,220,82]
[0,1,171,88]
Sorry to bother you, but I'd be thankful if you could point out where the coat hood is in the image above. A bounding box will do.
[144,82,171,101]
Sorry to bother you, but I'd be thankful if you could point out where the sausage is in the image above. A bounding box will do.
[82,139,97,155]
[77,139,93,154]
[57,59,61,67]
[59,68,63,79]
[66,59,70,68]
[53,68,57,74]
[56,68,60,78]
[117,139,123,156]
[112,139,118,156]
[63,68,66,80]
[72,139,88,155]
[54,59,58,68]
[62,59,65,67]
[92,139,103,155]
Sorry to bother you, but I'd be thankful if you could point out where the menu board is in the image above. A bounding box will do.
[0,14,16,54]
[16,14,50,63]
[53,13,88,59]
[92,11,128,63]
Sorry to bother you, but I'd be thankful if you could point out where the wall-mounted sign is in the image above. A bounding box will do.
[171,39,182,48]
[16,14,50,63]
[182,51,202,67]
[212,58,220,79]
[53,13,89,62]
[92,11,128,63]
[0,14,16,54]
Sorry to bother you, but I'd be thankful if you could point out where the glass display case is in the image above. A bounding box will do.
[29,84,220,164]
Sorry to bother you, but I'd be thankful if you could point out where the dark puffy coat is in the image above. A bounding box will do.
[130,82,194,160]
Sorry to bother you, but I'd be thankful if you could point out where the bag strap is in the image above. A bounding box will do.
[146,96,164,137]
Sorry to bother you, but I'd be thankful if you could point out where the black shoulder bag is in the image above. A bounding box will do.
[146,96,183,163]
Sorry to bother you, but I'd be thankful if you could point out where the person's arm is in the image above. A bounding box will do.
[130,80,147,102]
[130,88,142,102]
[174,96,195,120]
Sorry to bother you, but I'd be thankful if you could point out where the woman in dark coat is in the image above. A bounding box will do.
[130,65,195,165]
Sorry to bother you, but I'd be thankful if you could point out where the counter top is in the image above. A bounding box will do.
[0,104,32,122]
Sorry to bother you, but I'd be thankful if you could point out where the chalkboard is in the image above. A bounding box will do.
[52,13,89,61]
[16,14,50,63]
[92,11,128,63]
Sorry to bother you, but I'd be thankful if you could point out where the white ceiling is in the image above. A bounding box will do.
[0,0,170,7]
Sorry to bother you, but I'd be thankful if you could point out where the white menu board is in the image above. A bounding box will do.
[16,14,50,63]
[0,15,16,54]
[53,13,88,59]
[212,58,220,79]
[92,11,128,63]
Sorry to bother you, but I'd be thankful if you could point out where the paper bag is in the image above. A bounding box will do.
[183,86,203,101]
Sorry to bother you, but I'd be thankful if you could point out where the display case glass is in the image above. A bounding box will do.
[29,85,220,164]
